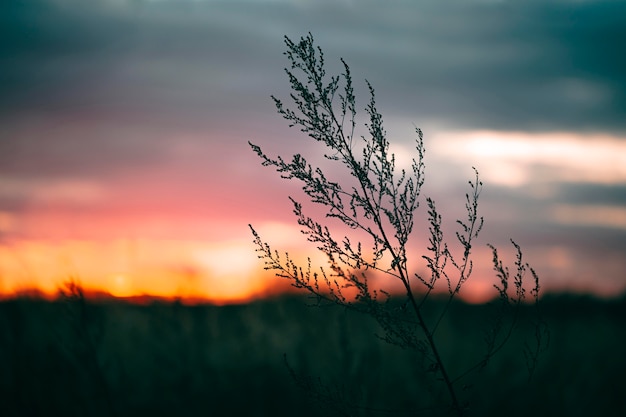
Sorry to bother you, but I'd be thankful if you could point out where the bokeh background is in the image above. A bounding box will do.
[1,0,625,302]
[2,3,626,416]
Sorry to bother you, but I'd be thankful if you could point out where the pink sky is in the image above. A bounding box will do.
[1,0,625,302]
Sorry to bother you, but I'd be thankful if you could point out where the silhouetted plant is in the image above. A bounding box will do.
[249,33,548,416]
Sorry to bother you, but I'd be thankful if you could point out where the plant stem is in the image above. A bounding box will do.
[407,286,464,416]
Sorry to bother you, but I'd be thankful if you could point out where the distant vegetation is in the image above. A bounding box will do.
[0,295,624,416]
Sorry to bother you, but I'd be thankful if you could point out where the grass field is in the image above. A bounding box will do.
[1,293,624,416]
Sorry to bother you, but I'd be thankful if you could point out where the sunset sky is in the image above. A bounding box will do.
[1,0,625,303]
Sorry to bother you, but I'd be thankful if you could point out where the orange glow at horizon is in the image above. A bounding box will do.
[0,238,289,304]
[0,234,514,305]
[0,210,611,305]
[108,273,134,297]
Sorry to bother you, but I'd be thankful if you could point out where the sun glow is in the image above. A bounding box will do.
[0,238,280,304]
[0,232,602,304]
[108,273,134,297]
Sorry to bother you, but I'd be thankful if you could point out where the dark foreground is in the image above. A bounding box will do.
[1,293,624,417]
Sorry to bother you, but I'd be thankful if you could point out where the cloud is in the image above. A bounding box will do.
[550,204,626,231]
[0,178,106,205]
[430,131,626,187]
[557,183,626,206]
[3,0,624,191]
[2,0,625,134]
[1,0,625,296]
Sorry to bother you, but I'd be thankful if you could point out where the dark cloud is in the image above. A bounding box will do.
[2,0,625,135]
[2,0,624,191]
[326,1,626,133]
[557,183,626,206]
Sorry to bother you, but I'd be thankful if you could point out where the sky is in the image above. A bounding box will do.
[1,0,625,303]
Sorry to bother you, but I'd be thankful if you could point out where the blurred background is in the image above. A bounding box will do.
[2,2,626,416]
[1,0,625,302]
